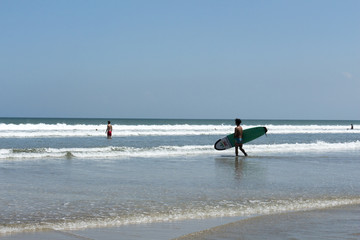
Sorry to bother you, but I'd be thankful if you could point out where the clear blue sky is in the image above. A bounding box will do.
[1,0,359,120]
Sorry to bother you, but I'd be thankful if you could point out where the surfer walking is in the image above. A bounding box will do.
[234,118,247,156]
[106,121,112,139]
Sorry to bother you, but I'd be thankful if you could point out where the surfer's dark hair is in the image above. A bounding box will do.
[108,121,111,124]
[235,118,241,126]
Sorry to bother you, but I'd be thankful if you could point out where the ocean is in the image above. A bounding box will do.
[0,118,359,239]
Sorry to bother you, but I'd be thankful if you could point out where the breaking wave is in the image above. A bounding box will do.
[0,123,358,138]
[1,141,359,161]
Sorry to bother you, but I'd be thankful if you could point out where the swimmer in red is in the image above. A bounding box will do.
[106,121,112,139]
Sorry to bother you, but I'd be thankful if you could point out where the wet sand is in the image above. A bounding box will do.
[0,217,243,240]
[175,204,360,240]
[2,205,360,240]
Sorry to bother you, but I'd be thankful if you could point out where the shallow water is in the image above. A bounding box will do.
[0,118,359,236]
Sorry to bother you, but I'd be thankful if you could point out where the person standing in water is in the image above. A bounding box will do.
[106,121,112,139]
[234,118,247,156]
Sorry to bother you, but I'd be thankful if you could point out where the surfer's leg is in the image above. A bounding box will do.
[240,144,247,156]
[235,145,239,156]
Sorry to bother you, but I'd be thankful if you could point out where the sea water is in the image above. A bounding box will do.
[0,118,359,236]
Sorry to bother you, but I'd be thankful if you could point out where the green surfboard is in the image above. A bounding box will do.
[214,127,267,150]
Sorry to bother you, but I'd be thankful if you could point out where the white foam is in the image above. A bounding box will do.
[1,197,360,235]
[0,123,358,138]
[0,123,229,138]
[1,141,359,161]
[249,141,360,154]
[265,124,359,134]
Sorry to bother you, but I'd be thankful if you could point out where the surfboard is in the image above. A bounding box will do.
[214,127,267,150]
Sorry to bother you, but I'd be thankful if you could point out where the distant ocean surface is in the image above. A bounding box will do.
[1,118,360,237]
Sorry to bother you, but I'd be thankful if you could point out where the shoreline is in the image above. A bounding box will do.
[0,216,245,240]
[2,204,360,240]
[175,204,360,240]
